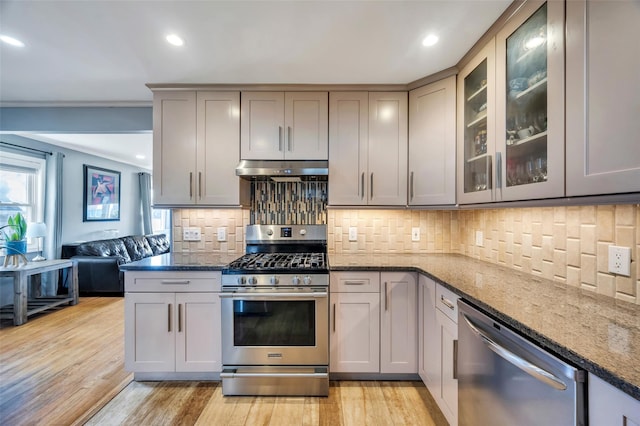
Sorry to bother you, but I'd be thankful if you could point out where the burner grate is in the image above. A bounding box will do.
[227,252,326,271]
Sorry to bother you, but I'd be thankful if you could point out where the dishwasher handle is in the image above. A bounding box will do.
[461,312,568,391]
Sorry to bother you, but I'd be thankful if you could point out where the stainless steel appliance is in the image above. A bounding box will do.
[220,224,329,396]
[457,299,586,425]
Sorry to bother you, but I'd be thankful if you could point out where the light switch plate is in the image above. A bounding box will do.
[411,227,420,242]
[217,227,227,242]
[475,230,483,247]
[348,227,357,242]
[608,245,631,276]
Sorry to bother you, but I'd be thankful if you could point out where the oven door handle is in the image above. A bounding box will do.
[219,292,328,299]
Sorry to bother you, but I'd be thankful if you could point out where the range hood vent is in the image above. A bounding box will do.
[235,160,328,181]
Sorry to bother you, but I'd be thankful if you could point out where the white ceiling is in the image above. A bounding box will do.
[0,0,511,167]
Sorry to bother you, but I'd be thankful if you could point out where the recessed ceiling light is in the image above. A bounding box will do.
[0,34,25,47]
[166,34,184,46]
[135,154,146,160]
[422,34,439,47]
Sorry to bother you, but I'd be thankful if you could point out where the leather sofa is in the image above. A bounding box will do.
[71,234,170,295]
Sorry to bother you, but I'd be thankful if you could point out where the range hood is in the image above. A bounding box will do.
[235,160,328,181]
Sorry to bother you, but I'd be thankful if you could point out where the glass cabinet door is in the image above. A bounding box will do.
[496,0,564,201]
[457,39,495,204]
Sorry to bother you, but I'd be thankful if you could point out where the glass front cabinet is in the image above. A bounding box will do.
[458,0,564,204]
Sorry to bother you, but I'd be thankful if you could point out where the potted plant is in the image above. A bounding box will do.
[1,212,29,266]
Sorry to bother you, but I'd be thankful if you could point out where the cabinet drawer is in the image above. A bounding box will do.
[330,271,380,293]
[125,271,221,292]
[436,284,459,323]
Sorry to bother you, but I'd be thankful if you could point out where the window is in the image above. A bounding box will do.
[151,208,171,239]
[0,151,46,252]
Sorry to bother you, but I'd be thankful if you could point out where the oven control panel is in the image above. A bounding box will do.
[222,274,328,288]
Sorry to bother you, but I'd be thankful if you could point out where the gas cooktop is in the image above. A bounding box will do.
[226,252,327,272]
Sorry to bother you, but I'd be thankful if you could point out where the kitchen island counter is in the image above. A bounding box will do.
[330,252,640,401]
[119,252,240,271]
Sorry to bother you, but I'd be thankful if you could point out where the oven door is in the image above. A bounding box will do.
[220,288,328,366]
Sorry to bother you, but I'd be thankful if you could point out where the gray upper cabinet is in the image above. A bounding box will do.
[241,91,328,160]
[409,76,457,206]
[329,91,408,206]
[329,92,369,205]
[495,0,565,202]
[565,0,640,196]
[153,90,245,206]
[368,92,408,206]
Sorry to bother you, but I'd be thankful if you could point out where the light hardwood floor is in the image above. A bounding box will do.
[0,297,132,426]
[0,297,447,426]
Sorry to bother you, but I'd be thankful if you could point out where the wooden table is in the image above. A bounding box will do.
[0,259,78,325]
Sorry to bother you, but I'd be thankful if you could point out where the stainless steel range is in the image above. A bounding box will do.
[220,224,329,396]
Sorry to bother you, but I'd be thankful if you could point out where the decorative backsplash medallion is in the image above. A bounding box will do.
[250,181,327,225]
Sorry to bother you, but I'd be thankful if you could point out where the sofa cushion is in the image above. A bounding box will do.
[122,235,154,262]
[145,234,170,256]
[76,238,132,264]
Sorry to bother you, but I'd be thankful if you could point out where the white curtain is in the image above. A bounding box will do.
[139,172,152,235]
[42,152,64,296]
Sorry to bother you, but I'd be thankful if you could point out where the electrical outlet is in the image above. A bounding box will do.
[217,227,227,242]
[348,227,358,242]
[183,227,202,241]
[475,230,483,247]
[411,227,420,242]
[608,245,631,276]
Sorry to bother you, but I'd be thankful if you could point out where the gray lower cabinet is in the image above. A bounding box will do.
[419,274,459,426]
[589,373,640,426]
[124,271,222,378]
[565,0,640,196]
[329,271,416,375]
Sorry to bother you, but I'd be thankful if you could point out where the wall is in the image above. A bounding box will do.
[172,209,249,254]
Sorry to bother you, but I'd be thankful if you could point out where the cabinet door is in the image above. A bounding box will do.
[241,92,285,160]
[589,373,640,426]
[409,76,456,206]
[496,0,565,201]
[368,92,408,205]
[330,292,380,373]
[437,308,458,426]
[566,0,640,196]
[380,272,417,374]
[175,292,221,373]
[457,39,496,205]
[284,92,328,160]
[329,92,369,205]
[125,292,175,372]
[419,275,439,395]
[197,91,243,205]
[153,91,197,205]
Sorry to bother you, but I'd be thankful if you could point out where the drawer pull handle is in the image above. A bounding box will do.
[440,295,455,310]
[161,280,191,285]
[344,281,365,285]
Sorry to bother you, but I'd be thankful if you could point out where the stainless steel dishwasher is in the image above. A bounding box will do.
[457,299,586,426]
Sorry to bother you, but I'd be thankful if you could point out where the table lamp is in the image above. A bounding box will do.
[27,222,47,262]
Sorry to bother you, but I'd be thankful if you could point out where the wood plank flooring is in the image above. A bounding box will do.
[0,297,132,426]
[0,296,448,426]
[87,380,447,426]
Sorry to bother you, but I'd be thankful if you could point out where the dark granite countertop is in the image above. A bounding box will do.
[119,252,240,271]
[329,253,640,401]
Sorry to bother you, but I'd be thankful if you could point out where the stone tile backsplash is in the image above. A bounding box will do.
[173,204,639,304]
[328,204,639,304]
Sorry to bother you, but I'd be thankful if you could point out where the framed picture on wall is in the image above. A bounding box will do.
[83,165,121,222]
